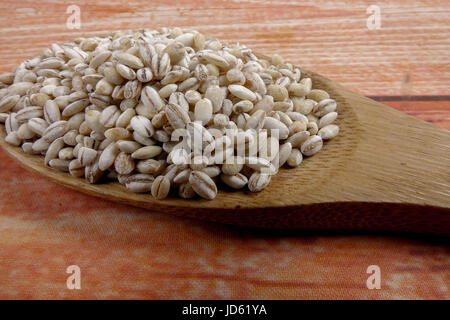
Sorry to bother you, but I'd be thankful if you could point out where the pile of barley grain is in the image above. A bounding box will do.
[0,28,339,200]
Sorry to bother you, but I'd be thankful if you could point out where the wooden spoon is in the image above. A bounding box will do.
[1,69,449,236]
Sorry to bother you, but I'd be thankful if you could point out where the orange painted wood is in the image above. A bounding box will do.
[0,0,449,300]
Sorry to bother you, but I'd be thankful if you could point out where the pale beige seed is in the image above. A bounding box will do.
[100,105,121,128]
[133,131,155,146]
[0,94,20,113]
[0,112,8,123]
[277,111,294,127]
[205,85,226,112]
[117,140,141,153]
[44,137,65,165]
[189,170,218,200]
[173,169,191,184]
[307,89,330,102]
[257,134,279,161]
[43,100,61,123]
[288,83,309,97]
[85,110,104,133]
[131,145,162,160]
[136,67,153,82]
[116,108,135,128]
[307,122,319,135]
[168,92,189,112]
[248,172,271,192]
[245,157,276,175]
[194,98,213,124]
[190,155,210,171]
[63,130,78,146]
[114,52,144,69]
[253,95,274,114]
[79,121,92,136]
[221,157,243,175]
[114,152,135,175]
[159,84,177,99]
[0,72,14,85]
[292,98,313,115]
[104,66,125,85]
[267,84,288,101]
[233,100,253,114]
[15,106,44,122]
[82,136,96,149]
[40,85,56,96]
[62,99,89,117]
[165,103,190,129]
[59,147,74,161]
[22,142,37,154]
[124,80,142,99]
[198,51,228,69]
[277,142,292,168]
[169,148,190,166]
[228,84,257,101]
[226,68,245,84]
[141,86,164,113]
[318,111,338,128]
[69,159,85,177]
[105,127,131,141]
[5,131,21,146]
[8,82,34,95]
[300,77,312,90]
[151,53,171,79]
[287,148,303,167]
[28,118,48,136]
[201,166,221,178]
[313,99,337,117]
[32,137,50,152]
[163,69,190,86]
[151,175,171,199]
[136,159,165,175]
[273,101,293,112]
[289,120,307,135]
[301,135,323,156]
[178,77,199,92]
[48,159,70,172]
[318,124,339,140]
[85,154,103,183]
[5,112,18,134]
[263,117,289,140]
[78,146,98,166]
[163,42,186,63]
[42,120,70,142]
[89,51,111,69]
[130,115,155,137]
[125,174,154,193]
[16,123,35,140]
[220,173,248,189]
[116,63,136,80]
[99,142,120,170]
[118,98,136,112]
[185,90,202,105]
[95,78,114,96]
[178,182,196,199]
[287,131,310,148]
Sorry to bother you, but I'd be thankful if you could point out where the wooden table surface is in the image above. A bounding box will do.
[0,0,449,299]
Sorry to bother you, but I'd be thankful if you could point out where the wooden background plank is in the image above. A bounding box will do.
[0,0,449,299]
[1,0,449,97]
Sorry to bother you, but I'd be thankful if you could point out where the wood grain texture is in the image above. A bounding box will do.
[0,0,449,300]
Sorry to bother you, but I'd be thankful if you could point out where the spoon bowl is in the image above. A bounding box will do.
[1,68,449,236]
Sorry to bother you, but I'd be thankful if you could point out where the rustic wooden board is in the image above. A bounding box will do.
[0,0,449,299]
